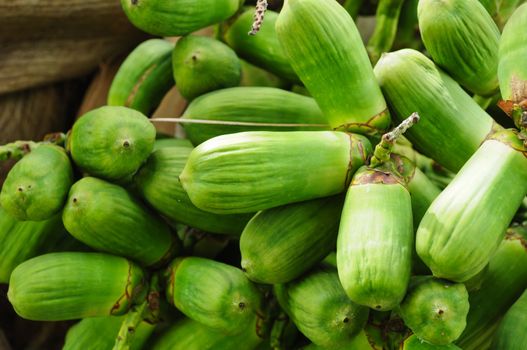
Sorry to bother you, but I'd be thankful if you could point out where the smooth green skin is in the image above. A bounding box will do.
[8,252,146,321]
[0,207,66,283]
[166,257,263,335]
[337,181,413,311]
[180,131,371,214]
[69,106,156,181]
[63,316,155,350]
[276,0,390,135]
[239,60,288,88]
[120,0,243,36]
[398,277,469,345]
[240,195,344,284]
[133,146,253,235]
[172,35,241,101]
[498,3,527,102]
[408,167,442,230]
[274,266,369,348]
[303,330,373,349]
[224,10,299,83]
[418,0,500,96]
[491,289,527,349]
[0,145,73,221]
[456,230,527,348]
[416,138,527,282]
[374,49,497,172]
[62,177,176,267]
[108,39,174,115]
[153,137,193,150]
[151,318,262,350]
[181,87,328,145]
[403,335,462,349]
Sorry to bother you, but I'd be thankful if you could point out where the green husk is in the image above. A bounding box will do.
[180,131,371,214]
[8,252,147,321]
[181,87,328,145]
[490,288,527,350]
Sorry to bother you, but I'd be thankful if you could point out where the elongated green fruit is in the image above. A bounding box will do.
[403,335,462,350]
[456,226,527,349]
[276,0,390,135]
[8,252,147,321]
[0,145,73,221]
[224,9,299,82]
[181,87,328,145]
[303,330,373,349]
[374,49,499,172]
[274,265,369,348]
[63,316,155,350]
[165,257,264,335]
[153,137,193,150]
[0,207,66,283]
[173,35,241,101]
[181,131,371,214]
[120,0,243,36]
[417,130,527,282]
[499,3,527,104]
[240,195,344,284]
[398,277,469,345]
[491,288,527,349]
[134,145,253,235]
[418,0,500,96]
[337,165,413,311]
[239,60,287,88]
[69,106,156,181]
[63,177,178,267]
[108,39,174,115]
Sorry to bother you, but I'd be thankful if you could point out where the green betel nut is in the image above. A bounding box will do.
[0,144,73,221]
[398,277,470,345]
[8,252,147,321]
[69,106,156,181]
[403,334,462,349]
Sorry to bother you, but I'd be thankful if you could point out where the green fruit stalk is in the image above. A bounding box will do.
[418,0,500,96]
[8,252,147,321]
[134,145,253,236]
[172,35,241,101]
[0,144,73,221]
[181,87,328,145]
[240,195,344,284]
[490,288,527,350]
[63,177,178,267]
[416,130,527,282]
[366,0,405,64]
[276,0,390,135]
[120,0,243,36]
[69,106,156,181]
[108,39,174,115]
[274,265,369,348]
[180,131,371,214]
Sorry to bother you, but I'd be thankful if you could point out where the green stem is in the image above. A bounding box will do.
[249,0,268,35]
[366,0,405,64]
[473,94,494,110]
[343,0,364,20]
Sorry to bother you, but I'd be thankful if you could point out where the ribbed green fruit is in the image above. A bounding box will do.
[165,257,264,335]
[180,131,372,214]
[172,35,241,101]
[181,87,328,145]
[108,39,174,115]
[276,0,390,135]
[240,195,344,284]
[120,0,243,36]
[398,277,469,345]
[0,145,73,221]
[416,130,527,282]
[490,288,527,350]
[224,9,299,83]
[418,0,500,96]
[63,316,155,350]
[274,265,369,348]
[337,165,413,311]
[498,3,527,103]
[134,145,253,236]
[8,252,147,321]
[374,49,499,172]
[0,207,66,283]
[403,335,462,350]
[63,177,178,267]
[69,106,156,181]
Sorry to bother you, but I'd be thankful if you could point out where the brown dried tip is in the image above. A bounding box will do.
[248,0,268,35]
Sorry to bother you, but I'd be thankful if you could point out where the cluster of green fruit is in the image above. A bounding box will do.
[1,0,527,349]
